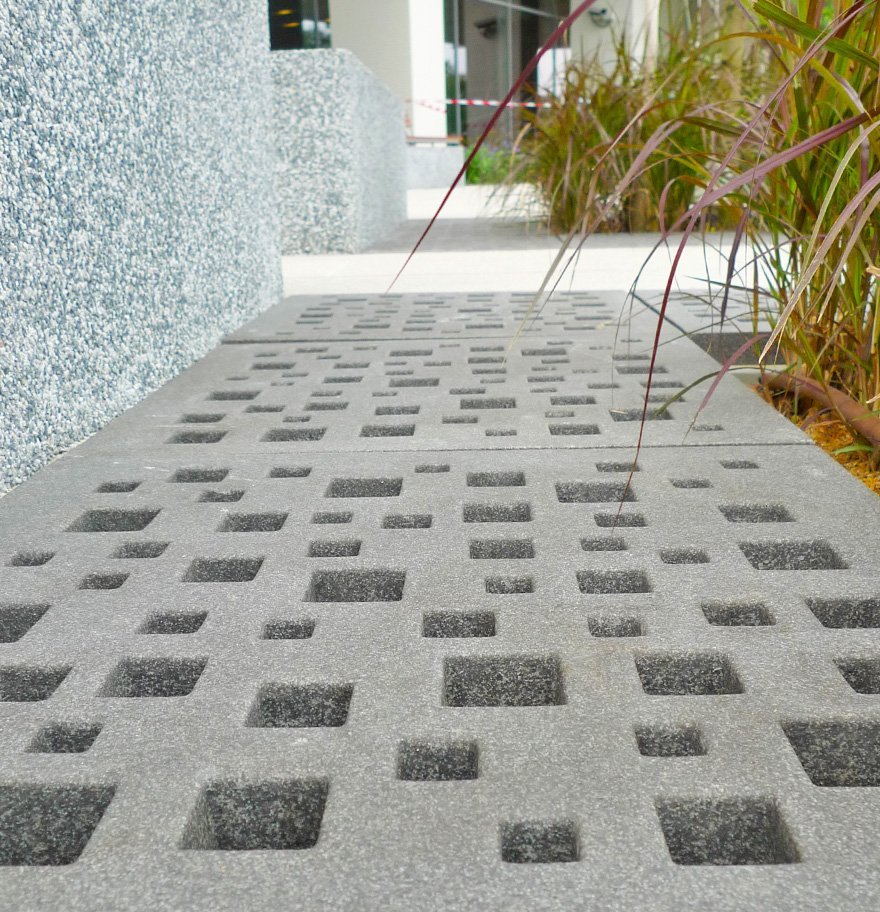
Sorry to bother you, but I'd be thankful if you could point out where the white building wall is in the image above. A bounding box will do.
[331,0,447,138]
[568,0,659,70]
[330,0,412,121]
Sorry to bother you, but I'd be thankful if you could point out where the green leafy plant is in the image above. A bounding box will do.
[507,29,757,233]
[465,145,516,185]
[639,0,880,452]
[736,0,880,450]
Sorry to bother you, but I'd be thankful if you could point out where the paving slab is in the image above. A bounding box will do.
[635,289,776,337]
[224,290,624,342]
[0,289,878,911]
[71,298,806,453]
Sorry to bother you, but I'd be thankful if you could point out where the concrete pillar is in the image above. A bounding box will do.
[408,0,447,138]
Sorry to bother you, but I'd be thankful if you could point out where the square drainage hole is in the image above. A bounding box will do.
[610,408,671,422]
[486,576,533,595]
[782,720,880,786]
[360,424,416,437]
[140,611,207,634]
[466,472,525,488]
[834,657,880,694]
[308,540,362,558]
[376,406,420,416]
[460,397,516,410]
[551,395,595,405]
[101,657,207,697]
[182,779,328,851]
[660,549,709,565]
[262,428,325,443]
[548,424,600,436]
[263,619,316,640]
[702,602,775,627]
[8,550,55,567]
[656,798,799,865]
[721,460,759,469]
[636,724,705,757]
[720,504,794,523]
[0,785,115,865]
[248,684,353,727]
[470,539,535,559]
[398,740,478,781]
[168,431,227,445]
[501,820,579,864]
[326,478,403,498]
[307,570,405,602]
[636,653,743,696]
[416,464,450,474]
[183,558,263,583]
[594,513,646,528]
[597,462,639,473]
[464,503,531,523]
[671,479,712,489]
[805,597,880,628]
[589,616,643,638]
[581,538,626,552]
[423,612,495,638]
[96,481,141,493]
[198,490,245,503]
[0,604,50,643]
[209,391,259,401]
[312,511,353,525]
[219,513,288,533]
[68,509,159,533]
[28,723,102,754]
[112,541,169,559]
[382,514,432,529]
[0,666,71,702]
[79,573,128,591]
[444,656,565,707]
[269,467,311,479]
[171,469,228,483]
[577,570,651,594]
[740,541,848,570]
[556,482,635,503]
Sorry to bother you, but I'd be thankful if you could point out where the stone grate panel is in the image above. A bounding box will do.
[0,290,877,910]
[72,317,805,453]
[224,290,636,342]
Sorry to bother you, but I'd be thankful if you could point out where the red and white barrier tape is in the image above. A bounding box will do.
[412,98,553,113]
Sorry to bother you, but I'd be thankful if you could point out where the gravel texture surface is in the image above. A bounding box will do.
[273,49,406,254]
[0,1,282,493]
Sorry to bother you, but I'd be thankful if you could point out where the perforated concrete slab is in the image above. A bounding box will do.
[0,442,879,910]
[635,289,776,337]
[2,285,879,911]
[71,316,807,453]
[224,290,628,342]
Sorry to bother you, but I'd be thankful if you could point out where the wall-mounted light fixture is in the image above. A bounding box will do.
[587,6,615,27]
[475,16,499,38]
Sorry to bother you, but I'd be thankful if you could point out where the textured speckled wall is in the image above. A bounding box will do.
[273,50,406,254]
[0,2,281,492]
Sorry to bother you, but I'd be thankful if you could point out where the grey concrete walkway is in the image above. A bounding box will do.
[0,210,878,910]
